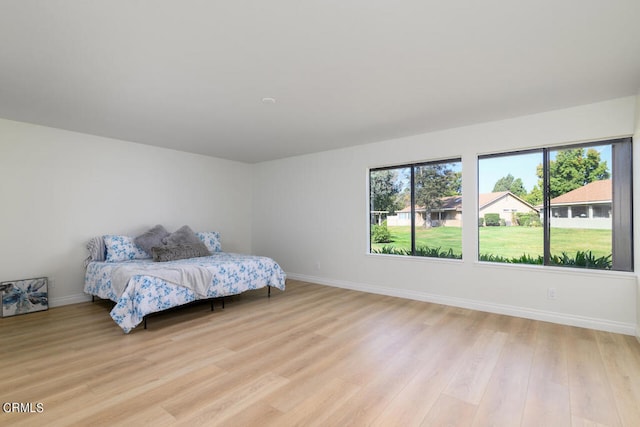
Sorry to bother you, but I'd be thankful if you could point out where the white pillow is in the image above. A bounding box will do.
[196,231,222,252]
[103,235,150,262]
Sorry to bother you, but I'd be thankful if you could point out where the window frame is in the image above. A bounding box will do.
[477,138,633,271]
[369,157,462,259]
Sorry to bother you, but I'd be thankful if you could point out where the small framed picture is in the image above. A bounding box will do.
[1,277,49,317]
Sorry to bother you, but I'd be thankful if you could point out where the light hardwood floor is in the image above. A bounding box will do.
[2,280,640,426]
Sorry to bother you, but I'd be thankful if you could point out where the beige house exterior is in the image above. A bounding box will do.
[479,191,539,226]
[386,192,537,227]
[388,195,463,227]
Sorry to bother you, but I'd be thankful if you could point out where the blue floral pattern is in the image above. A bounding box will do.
[84,252,286,333]
[103,235,150,262]
[196,231,222,252]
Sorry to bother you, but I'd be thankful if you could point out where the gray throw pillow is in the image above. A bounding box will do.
[152,244,210,262]
[162,225,210,256]
[134,225,170,254]
[162,225,202,246]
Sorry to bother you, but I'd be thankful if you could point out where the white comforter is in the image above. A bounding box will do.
[111,263,212,298]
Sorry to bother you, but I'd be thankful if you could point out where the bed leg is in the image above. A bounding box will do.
[92,295,95,302]
[144,317,147,330]
[268,285,271,298]
[211,300,214,311]
[222,297,225,309]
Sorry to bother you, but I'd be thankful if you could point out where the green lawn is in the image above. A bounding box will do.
[480,226,611,259]
[371,226,461,254]
[371,225,612,259]
[372,226,463,254]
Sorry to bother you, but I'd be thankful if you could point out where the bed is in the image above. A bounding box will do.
[83,226,286,333]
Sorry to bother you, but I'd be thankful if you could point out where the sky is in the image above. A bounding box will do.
[478,152,541,194]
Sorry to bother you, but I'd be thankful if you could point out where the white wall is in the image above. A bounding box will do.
[0,118,253,306]
[253,96,638,335]
[634,91,640,341]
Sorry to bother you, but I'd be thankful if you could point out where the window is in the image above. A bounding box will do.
[570,206,588,218]
[369,159,462,259]
[592,205,610,218]
[552,207,568,218]
[478,138,632,271]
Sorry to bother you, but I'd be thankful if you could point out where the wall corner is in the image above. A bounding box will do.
[634,91,640,340]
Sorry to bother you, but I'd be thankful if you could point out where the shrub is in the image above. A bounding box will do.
[484,213,501,226]
[549,251,612,269]
[479,251,611,269]
[478,217,485,227]
[372,245,409,255]
[371,223,392,243]
[478,253,543,264]
[415,246,462,259]
[372,245,461,259]
[515,212,542,227]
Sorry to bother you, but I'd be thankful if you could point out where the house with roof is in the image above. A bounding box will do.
[479,191,539,226]
[547,179,612,229]
[387,195,463,227]
[386,192,537,227]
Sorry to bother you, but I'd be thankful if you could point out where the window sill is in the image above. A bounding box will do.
[473,260,635,279]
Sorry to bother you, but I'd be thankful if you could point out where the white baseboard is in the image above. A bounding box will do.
[287,273,637,336]
[49,293,92,308]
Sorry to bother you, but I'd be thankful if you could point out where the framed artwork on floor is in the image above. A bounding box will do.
[1,277,49,317]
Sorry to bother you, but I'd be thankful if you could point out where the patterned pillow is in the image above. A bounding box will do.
[196,231,222,252]
[103,235,150,262]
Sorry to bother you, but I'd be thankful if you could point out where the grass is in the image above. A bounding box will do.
[548,228,612,259]
[479,227,543,259]
[479,226,611,259]
[372,226,462,255]
[371,225,612,260]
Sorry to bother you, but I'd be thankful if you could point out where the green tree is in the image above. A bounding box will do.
[492,174,527,197]
[451,171,462,195]
[414,163,460,227]
[536,148,610,198]
[370,170,403,217]
[524,184,543,206]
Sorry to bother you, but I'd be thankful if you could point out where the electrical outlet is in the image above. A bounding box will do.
[315,261,321,270]
[547,287,557,300]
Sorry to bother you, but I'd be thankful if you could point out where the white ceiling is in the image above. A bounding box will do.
[1,1,639,163]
